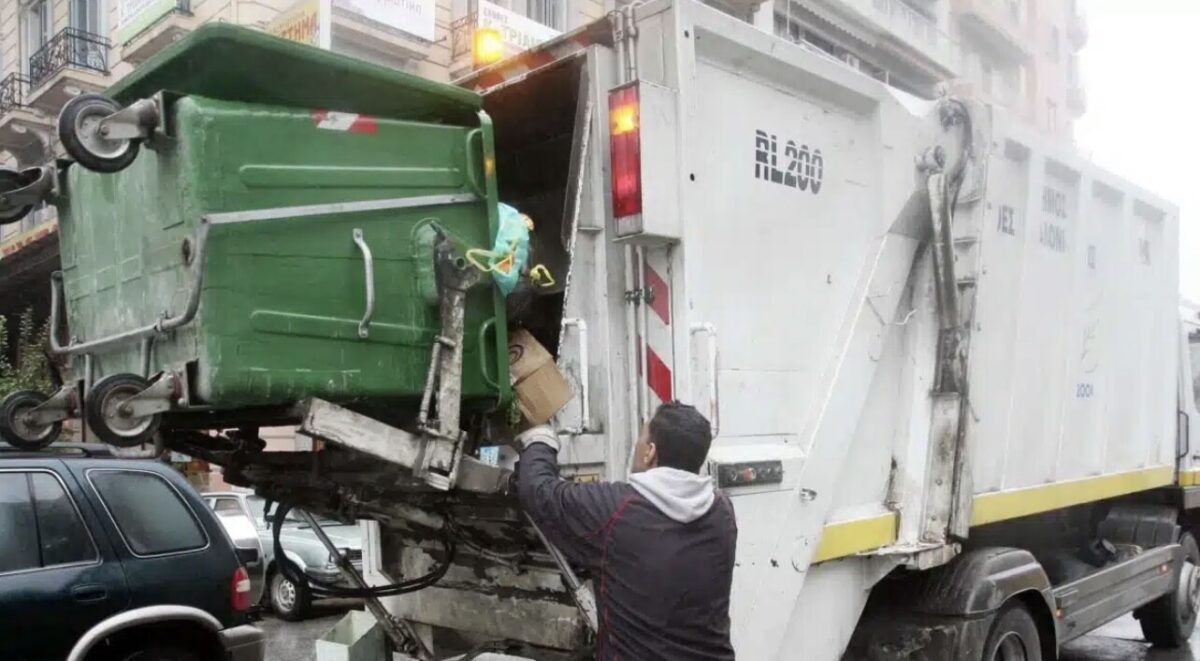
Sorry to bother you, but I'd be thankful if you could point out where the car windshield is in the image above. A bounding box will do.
[246,495,345,527]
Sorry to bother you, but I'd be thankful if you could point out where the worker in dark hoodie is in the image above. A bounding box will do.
[515,402,737,660]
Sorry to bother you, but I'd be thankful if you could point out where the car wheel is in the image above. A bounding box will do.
[270,569,311,621]
[121,644,201,661]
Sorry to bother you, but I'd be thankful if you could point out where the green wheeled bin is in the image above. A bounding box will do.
[12,24,511,452]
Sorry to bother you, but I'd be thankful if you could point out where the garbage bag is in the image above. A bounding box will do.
[467,203,539,296]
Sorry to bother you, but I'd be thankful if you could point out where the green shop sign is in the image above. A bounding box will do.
[116,0,178,44]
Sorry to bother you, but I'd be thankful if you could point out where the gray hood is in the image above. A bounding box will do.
[628,467,716,523]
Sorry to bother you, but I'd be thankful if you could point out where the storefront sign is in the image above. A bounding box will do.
[0,221,56,259]
[335,0,436,42]
[477,0,560,54]
[116,0,177,43]
[268,0,333,49]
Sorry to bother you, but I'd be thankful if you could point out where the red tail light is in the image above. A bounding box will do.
[609,84,642,219]
[231,566,252,612]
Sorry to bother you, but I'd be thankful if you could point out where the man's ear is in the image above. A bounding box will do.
[645,441,658,467]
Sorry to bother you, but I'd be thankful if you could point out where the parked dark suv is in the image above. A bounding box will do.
[0,444,264,661]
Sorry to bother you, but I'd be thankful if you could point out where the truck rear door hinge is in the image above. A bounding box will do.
[624,287,656,305]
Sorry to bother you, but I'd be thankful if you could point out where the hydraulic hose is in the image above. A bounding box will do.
[271,503,455,599]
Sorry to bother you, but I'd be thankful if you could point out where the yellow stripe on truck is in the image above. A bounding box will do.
[1179,469,1200,487]
[814,466,1177,563]
[971,466,1175,527]
[813,513,898,563]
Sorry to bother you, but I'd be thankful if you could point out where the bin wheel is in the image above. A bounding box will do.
[85,374,160,447]
[0,390,62,450]
[0,170,34,225]
[58,94,140,173]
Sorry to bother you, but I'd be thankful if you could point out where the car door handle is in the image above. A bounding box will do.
[72,584,108,603]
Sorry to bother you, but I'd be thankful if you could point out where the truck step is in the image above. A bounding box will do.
[1052,543,1181,644]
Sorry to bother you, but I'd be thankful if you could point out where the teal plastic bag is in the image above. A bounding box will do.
[467,203,531,296]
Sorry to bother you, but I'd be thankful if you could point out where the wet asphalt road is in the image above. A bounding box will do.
[261,605,349,661]
[261,606,1200,660]
[1063,615,1200,660]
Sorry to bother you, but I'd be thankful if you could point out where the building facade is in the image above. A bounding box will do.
[762,0,1086,136]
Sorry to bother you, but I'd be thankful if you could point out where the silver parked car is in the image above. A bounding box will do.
[202,491,363,621]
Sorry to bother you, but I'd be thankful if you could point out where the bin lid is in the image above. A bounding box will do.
[107,23,482,125]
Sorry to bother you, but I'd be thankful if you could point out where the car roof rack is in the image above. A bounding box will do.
[0,443,115,459]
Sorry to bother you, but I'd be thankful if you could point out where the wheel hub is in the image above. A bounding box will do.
[75,106,132,161]
[11,403,53,442]
[99,386,155,438]
[275,577,297,612]
[991,632,1030,661]
[1176,560,1200,622]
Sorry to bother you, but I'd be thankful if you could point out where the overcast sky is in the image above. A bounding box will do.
[1075,0,1199,302]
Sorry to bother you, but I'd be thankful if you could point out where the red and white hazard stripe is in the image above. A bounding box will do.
[641,249,674,415]
[311,110,377,134]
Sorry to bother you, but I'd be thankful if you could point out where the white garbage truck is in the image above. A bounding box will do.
[154,1,1200,658]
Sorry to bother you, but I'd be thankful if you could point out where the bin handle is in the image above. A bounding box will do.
[464,129,485,198]
[353,228,375,339]
[478,318,500,390]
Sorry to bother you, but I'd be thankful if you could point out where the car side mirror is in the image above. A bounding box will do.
[236,546,260,565]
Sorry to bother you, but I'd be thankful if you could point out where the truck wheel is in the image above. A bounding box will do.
[981,603,1042,661]
[0,170,33,224]
[1138,531,1200,647]
[58,94,140,173]
[270,569,311,621]
[0,390,62,450]
[85,374,161,448]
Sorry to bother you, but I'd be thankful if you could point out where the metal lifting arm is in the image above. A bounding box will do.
[296,510,435,660]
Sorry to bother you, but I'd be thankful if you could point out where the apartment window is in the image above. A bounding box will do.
[20,1,52,75]
[774,13,802,43]
[498,0,564,30]
[69,0,107,71]
[528,0,562,30]
[70,0,104,34]
[981,62,994,95]
[1047,99,1058,132]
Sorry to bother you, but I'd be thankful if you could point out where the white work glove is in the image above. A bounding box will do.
[516,425,560,452]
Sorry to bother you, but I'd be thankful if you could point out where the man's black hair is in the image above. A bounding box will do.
[648,402,713,473]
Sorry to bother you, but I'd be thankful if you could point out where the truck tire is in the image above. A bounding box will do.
[981,603,1042,661]
[269,569,311,621]
[1138,531,1200,647]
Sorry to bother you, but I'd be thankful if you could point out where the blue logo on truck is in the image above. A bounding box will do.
[755,130,823,194]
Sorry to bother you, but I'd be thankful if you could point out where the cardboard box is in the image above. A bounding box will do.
[509,329,572,428]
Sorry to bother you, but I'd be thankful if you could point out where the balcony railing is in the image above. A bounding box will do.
[0,74,30,115]
[28,28,111,90]
[451,13,474,60]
